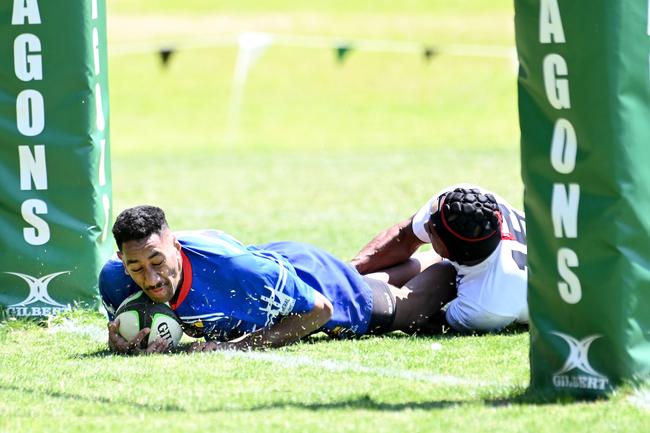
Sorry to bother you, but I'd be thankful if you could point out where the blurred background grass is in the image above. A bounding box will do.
[106,0,519,258]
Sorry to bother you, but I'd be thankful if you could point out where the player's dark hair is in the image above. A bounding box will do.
[430,188,502,263]
[112,205,169,251]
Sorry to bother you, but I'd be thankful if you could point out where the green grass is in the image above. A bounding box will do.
[2,0,649,432]
[1,312,649,433]
[106,0,520,256]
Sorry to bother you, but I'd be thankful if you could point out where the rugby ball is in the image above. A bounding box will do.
[114,291,183,350]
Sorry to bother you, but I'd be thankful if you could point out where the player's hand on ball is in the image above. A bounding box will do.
[112,292,183,352]
[107,319,151,354]
[144,337,173,354]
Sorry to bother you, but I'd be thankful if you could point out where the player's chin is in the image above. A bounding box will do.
[144,285,172,303]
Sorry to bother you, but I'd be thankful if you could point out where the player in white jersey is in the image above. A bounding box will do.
[351,184,528,332]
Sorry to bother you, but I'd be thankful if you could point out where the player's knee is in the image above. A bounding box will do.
[423,261,457,295]
[453,311,515,333]
[445,300,515,333]
[471,315,514,333]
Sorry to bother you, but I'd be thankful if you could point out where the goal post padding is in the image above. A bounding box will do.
[0,0,112,317]
[516,0,650,397]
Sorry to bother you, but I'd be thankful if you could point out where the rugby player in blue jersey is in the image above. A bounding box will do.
[100,205,456,354]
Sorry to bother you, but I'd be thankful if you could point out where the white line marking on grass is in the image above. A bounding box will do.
[51,320,522,389]
[628,388,650,410]
[48,319,107,343]
[222,351,508,388]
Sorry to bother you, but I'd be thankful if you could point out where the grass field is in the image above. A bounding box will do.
[1,1,649,432]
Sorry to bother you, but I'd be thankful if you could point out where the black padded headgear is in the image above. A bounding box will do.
[429,188,502,263]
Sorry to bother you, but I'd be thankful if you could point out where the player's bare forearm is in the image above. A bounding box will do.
[351,217,424,274]
[190,292,333,352]
[230,309,328,350]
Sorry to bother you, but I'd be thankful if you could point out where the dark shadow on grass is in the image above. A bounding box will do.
[71,344,195,359]
[247,387,604,412]
[247,394,466,412]
[245,390,537,412]
[0,383,187,412]
[1,382,600,415]
[486,386,610,405]
[72,348,115,358]
[1,382,467,413]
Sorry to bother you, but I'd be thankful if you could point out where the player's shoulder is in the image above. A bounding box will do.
[99,254,125,280]
[177,230,277,276]
[261,240,328,258]
[176,229,248,257]
[98,254,139,315]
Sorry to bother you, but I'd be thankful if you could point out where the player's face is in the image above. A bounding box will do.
[118,228,183,304]
[424,219,449,258]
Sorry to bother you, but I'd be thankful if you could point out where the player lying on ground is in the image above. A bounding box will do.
[351,184,528,333]
[100,205,457,354]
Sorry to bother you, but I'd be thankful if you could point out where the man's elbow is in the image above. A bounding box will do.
[322,297,334,322]
[313,293,334,327]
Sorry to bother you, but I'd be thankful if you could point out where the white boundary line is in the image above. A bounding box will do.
[48,319,108,343]
[47,320,650,402]
[628,388,650,410]
[50,320,523,389]
[221,350,508,388]
[109,32,515,60]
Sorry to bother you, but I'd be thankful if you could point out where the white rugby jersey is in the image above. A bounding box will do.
[411,184,528,330]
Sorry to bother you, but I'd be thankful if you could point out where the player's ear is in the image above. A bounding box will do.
[117,251,129,275]
[172,234,181,252]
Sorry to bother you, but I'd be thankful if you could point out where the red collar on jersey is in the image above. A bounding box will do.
[170,249,192,310]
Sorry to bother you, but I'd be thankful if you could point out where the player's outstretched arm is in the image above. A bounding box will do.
[351,216,424,274]
[190,291,333,352]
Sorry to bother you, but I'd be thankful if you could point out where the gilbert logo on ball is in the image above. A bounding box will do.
[115,291,183,349]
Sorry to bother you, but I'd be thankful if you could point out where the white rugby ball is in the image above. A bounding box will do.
[115,291,183,350]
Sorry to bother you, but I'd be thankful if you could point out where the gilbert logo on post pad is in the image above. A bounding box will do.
[551,331,610,391]
[4,271,70,317]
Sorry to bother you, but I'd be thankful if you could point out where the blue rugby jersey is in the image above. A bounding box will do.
[98,230,373,340]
